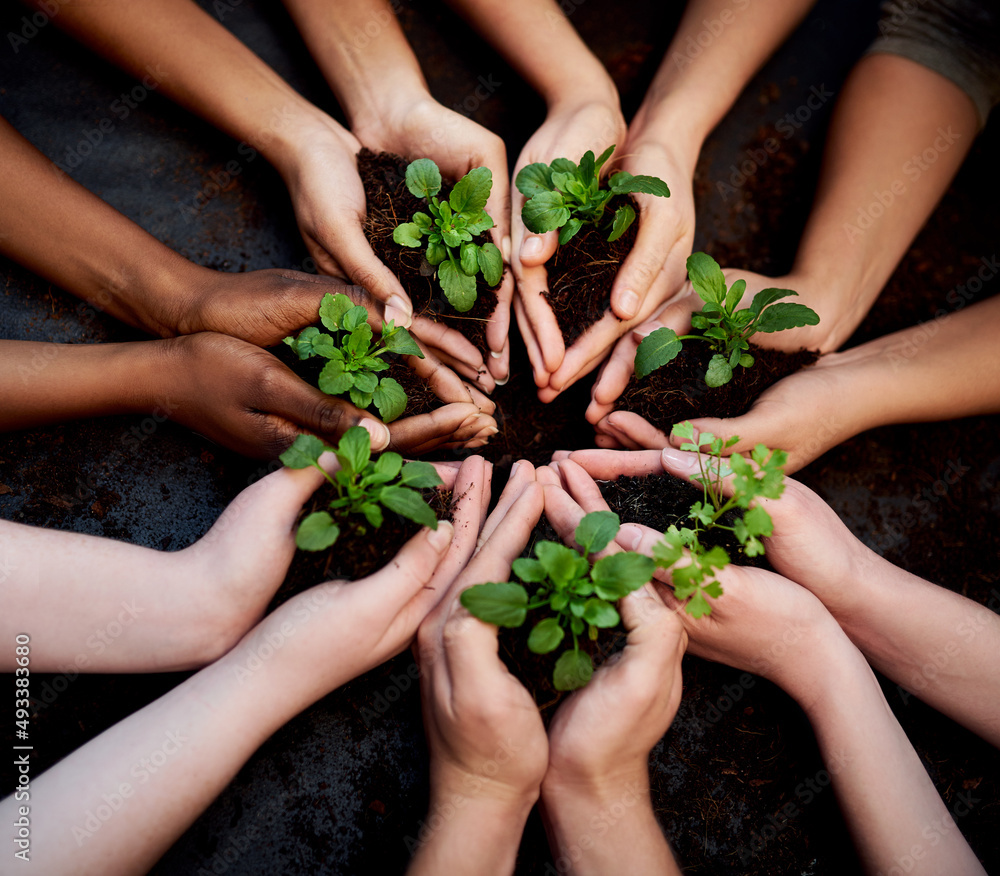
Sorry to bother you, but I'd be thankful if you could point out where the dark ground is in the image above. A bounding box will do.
[1,0,999,874]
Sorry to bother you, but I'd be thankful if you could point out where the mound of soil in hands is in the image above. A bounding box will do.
[618,342,819,428]
[360,148,500,355]
[541,197,639,347]
[268,486,453,611]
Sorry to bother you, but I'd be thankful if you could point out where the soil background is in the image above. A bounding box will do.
[1,0,998,874]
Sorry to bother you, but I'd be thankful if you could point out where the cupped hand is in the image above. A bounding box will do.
[511,100,626,388]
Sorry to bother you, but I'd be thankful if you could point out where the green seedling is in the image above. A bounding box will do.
[634,252,820,387]
[653,421,788,617]
[280,428,442,551]
[460,511,655,691]
[284,292,422,422]
[515,144,669,245]
[393,159,503,313]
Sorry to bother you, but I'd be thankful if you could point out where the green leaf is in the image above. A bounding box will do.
[311,333,340,360]
[426,241,447,266]
[522,191,570,233]
[550,157,578,175]
[705,354,734,387]
[359,503,382,528]
[652,534,683,569]
[295,511,340,551]
[412,212,432,231]
[749,287,798,316]
[512,557,547,583]
[575,510,620,556]
[372,377,407,422]
[739,352,755,368]
[725,278,746,314]
[449,166,492,214]
[583,598,620,628]
[634,327,682,379]
[382,326,423,357]
[578,150,596,184]
[346,324,373,359]
[342,305,369,332]
[478,242,503,287]
[349,387,374,409]
[399,460,443,489]
[528,617,565,654]
[685,589,713,618]
[438,260,478,312]
[550,171,575,192]
[754,302,821,333]
[554,649,593,691]
[336,426,371,477]
[687,252,726,305]
[535,541,585,586]
[591,552,655,599]
[594,144,615,172]
[608,172,670,197]
[393,222,424,248]
[515,163,554,198]
[352,370,378,395]
[465,210,495,235]
[287,326,321,359]
[460,582,528,627]
[558,217,583,245]
[742,504,774,539]
[279,433,327,469]
[370,451,403,483]
[380,485,438,528]
[318,359,355,396]
[607,203,636,243]
[405,158,442,199]
[319,293,353,332]
[460,241,479,276]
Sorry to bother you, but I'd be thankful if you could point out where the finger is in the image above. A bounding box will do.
[586,330,644,421]
[477,460,538,547]
[409,317,490,388]
[565,447,664,481]
[388,404,496,455]
[485,274,513,382]
[519,229,558,266]
[534,465,562,488]
[553,459,613,515]
[594,432,624,449]
[514,262,565,374]
[604,411,671,449]
[609,204,688,320]
[593,416,645,451]
[540,482,620,558]
[362,521,455,608]
[512,295,551,388]
[487,334,511,386]
[405,349,495,412]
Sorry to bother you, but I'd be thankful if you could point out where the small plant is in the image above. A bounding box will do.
[460,511,655,691]
[392,159,503,313]
[652,422,788,617]
[279,428,442,551]
[284,292,422,422]
[634,252,820,387]
[515,144,670,245]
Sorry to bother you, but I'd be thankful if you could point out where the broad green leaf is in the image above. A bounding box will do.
[565,179,588,201]
[399,460,443,489]
[607,203,635,243]
[583,598,619,628]
[287,326,321,359]
[413,212,432,231]
[550,157,578,175]
[591,552,655,599]
[522,191,570,233]
[569,598,586,618]
[551,592,569,611]
[438,260,478,312]
[382,326,423,357]
[687,252,726,305]
[426,241,447,265]
[460,581,528,627]
[514,163,554,198]
[749,287,798,316]
[372,377,407,422]
[652,535,683,569]
[575,510,620,556]
[405,158,442,199]
[393,222,424,248]
[705,354,734,387]
[739,352,755,368]
[449,166,492,214]
[311,333,339,360]
[570,616,585,636]
[441,228,463,248]
[319,293,353,332]
[336,425,371,477]
[594,144,615,172]
[608,171,670,197]
[465,211,495,235]
[478,242,503,286]
[672,421,696,443]
[295,512,340,551]
[725,278,746,313]
[550,171,575,192]
[342,304,369,331]
[634,327,682,379]
[535,541,584,586]
[558,217,583,245]
[349,387,374,409]
[318,359,355,396]
[361,502,383,528]
[380,485,438,528]
[703,327,728,341]
[460,242,479,276]
[528,617,565,654]
[346,323,373,359]
[578,150,596,184]
[754,302,820,333]
[742,504,773,539]
[554,649,593,691]
[279,433,327,469]
[352,369,378,394]
[372,451,403,482]
[512,557,547,583]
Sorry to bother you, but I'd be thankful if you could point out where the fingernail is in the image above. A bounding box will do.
[660,446,698,471]
[618,523,643,551]
[635,323,659,339]
[521,236,543,258]
[494,374,509,386]
[490,350,503,359]
[618,289,639,319]
[501,235,511,262]
[483,426,499,436]
[360,418,390,451]
[427,520,454,550]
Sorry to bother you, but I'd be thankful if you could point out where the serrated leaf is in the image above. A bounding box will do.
[441,228,462,248]
[372,377,407,422]
[295,512,340,551]
[522,191,570,233]
[342,304,369,332]
[460,582,528,627]
[318,359,354,396]
[465,211,494,235]
[335,426,371,477]
[554,649,593,690]
[687,252,726,305]
[478,242,503,286]
[319,293,353,332]
[652,535,683,569]
[575,510,620,556]
[634,327,682,379]
[438,260,478,312]
[380,485,438,528]
[705,354,734,387]
[583,598,619,628]
[399,460,443,489]
[608,172,670,197]
[346,324,373,359]
[754,302,821,333]
[685,589,713,618]
[311,333,339,360]
[515,162,554,198]
[349,387,374,409]
[742,504,774,539]
[512,557,547,583]
[352,370,378,395]
[550,157,578,175]
[279,433,327,469]
[535,541,583,587]
[749,287,798,316]
[393,222,424,248]
[449,166,492,214]
[405,158,442,199]
[528,617,565,654]
[591,552,655,599]
[607,203,635,243]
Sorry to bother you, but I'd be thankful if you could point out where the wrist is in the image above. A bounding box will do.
[627,92,707,171]
[542,762,650,813]
[545,71,622,120]
[258,105,348,182]
[350,82,436,148]
[432,760,542,813]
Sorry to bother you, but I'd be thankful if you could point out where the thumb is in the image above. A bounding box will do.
[519,229,558,266]
[610,208,680,320]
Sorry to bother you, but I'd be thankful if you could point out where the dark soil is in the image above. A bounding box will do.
[359,148,500,355]
[268,485,453,610]
[542,199,639,346]
[617,342,819,428]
